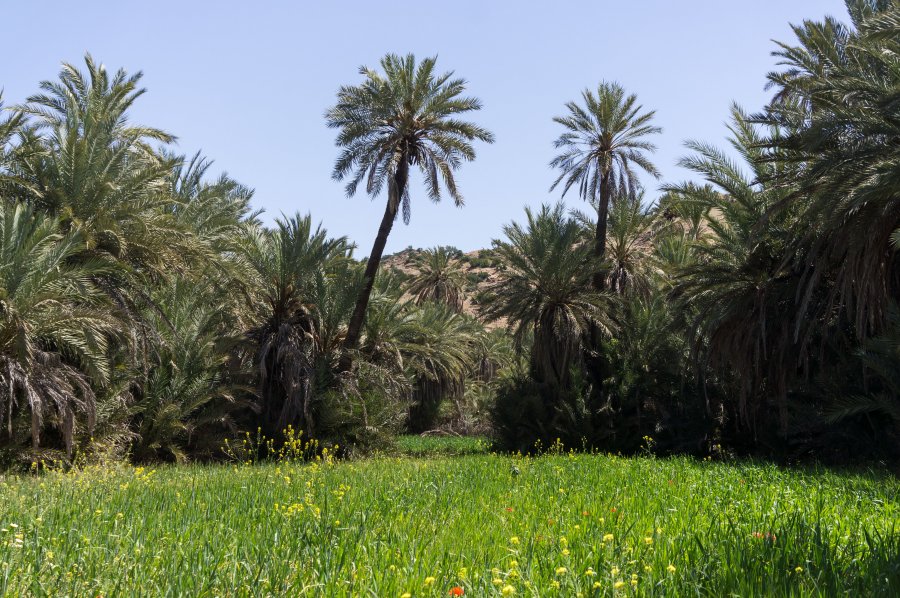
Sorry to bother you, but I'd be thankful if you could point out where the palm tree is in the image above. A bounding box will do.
[12,54,194,274]
[480,203,611,388]
[759,0,900,336]
[403,303,479,432]
[167,151,260,254]
[550,82,661,289]
[669,106,805,434]
[131,278,252,463]
[326,53,494,370]
[0,93,26,192]
[407,246,467,312]
[359,273,479,432]
[0,202,121,455]
[246,214,353,438]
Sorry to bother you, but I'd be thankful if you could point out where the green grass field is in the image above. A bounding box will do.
[1,441,898,596]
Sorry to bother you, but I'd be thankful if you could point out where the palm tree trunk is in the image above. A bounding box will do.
[584,169,612,395]
[339,154,409,372]
[593,170,611,290]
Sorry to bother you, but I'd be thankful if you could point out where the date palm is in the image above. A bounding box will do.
[0,202,120,454]
[0,93,26,193]
[573,191,661,296]
[407,246,467,312]
[359,272,479,431]
[326,53,493,370]
[131,277,252,463]
[480,203,611,388]
[13,54,191,274]
[669,106,804,433]
[759,0,900,335]
[550,82,661,289]
[246,213,353,438]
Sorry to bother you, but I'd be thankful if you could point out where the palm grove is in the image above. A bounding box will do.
[1,0,898,466]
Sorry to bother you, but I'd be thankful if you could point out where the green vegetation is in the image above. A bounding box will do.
[0,0,895,467]
[393,434,489,457]
[0,452,897,596]
[0,3,898,592]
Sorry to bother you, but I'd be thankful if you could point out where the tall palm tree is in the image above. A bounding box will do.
[480,203,611,388]
[407,246,467,312]
[550,82,661,289]
[0,202,121,454]
[326,53,494,370]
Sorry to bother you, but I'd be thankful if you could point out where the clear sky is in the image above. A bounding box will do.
[2,1,848,254]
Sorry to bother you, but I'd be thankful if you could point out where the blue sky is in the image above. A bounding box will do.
[2,1,847,254]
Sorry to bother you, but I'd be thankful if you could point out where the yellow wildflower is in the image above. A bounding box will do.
[501,585,516,596]
[667,564,676,573]
[555,566,567,575]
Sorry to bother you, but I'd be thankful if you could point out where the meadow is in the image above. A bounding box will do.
[1,441,897,596]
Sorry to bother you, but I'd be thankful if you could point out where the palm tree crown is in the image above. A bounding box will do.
[407,246,467,312]
[480,203,610,388]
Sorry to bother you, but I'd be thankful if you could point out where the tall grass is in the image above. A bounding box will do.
[0,451,897,596]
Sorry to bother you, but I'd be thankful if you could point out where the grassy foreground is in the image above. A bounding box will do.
[0,444,898,597]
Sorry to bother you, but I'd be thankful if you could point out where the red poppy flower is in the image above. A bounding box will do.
[449,587,464,596]
[506,507,514,512]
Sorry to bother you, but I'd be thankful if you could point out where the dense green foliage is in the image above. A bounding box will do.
[0,449,897,595]
[0,0,898,467]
